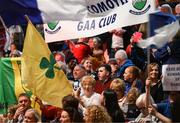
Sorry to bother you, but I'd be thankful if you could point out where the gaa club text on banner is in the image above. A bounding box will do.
[44,0,156,43]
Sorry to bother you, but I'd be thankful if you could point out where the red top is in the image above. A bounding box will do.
[126,44,132,56]
[41,105,62,121]
[69,41,92,63]
[94,79,112,94]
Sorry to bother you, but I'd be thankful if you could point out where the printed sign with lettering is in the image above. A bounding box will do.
[162,64,180,91]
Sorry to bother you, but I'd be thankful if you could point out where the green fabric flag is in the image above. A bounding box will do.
[0,57,22,114]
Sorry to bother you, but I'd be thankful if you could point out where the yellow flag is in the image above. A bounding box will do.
[21,20,73,108]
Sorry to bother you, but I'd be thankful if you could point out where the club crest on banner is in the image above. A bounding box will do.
[44,21,61,34]
[130,0,150,15]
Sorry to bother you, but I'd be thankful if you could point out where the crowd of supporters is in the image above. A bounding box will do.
[0,2,180,123]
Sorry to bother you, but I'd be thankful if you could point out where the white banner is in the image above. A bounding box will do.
[162,64,180,91]
[44,0,156,43]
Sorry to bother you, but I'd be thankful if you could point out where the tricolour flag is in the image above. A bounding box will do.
[0,57,25,114]
[21,19,73,108]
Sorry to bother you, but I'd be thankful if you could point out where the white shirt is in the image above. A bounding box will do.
[81,92,101,107]
[111,28,125,48]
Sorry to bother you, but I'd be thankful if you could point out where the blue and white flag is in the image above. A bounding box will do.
[0,0,87,27]
[138,12,179,48]
[149,12,177,36]
[138,20,179,48]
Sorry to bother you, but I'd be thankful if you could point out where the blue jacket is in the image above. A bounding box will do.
[157,100,172,119]
[116,59,134,79]
[154,40,180,64]
[125,79,143,94]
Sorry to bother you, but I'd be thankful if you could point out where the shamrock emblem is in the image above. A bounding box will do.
[39,54,61,79]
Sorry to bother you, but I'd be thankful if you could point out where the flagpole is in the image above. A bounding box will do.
[0,16,13,52]
[24,15,38,100]
[0,16,8,30]
[24,15,31,22]
[146,13,153,123]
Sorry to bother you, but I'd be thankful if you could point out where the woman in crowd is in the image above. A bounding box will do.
[125,87,140,121]
[83,105,111,123]
[81,57,93,74]
[89,37,106,71]
[60,107,83,123]
[23,109,41,123]
[74,75,101,111]
[81,57,97,79]
[146,78,180,122]
[123,66,143,94]
[110,78,126,114]
[146,63,165,103]
[101,89,125,122]
[62,94,83,121]
[91,37,104,62]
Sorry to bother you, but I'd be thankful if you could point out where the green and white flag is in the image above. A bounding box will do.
[0,57,26,114]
